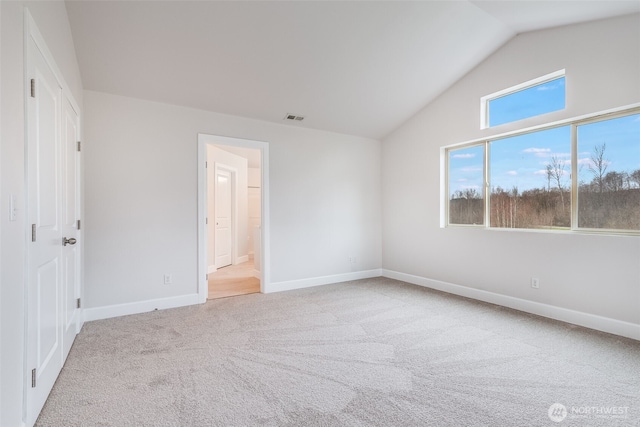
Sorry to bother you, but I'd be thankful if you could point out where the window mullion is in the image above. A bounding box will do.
[570,124,578,230]
[484,141,490,227]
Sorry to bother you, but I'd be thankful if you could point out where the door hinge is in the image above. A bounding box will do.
[31,369,36,388]
[77,219,81,230]
[205,161,208,168]
[76,298,81,309]
[77,141,81,152]
[206,217,208,225]
[206,274,209,280]
[30,79,35,98]
[31,224,36,242]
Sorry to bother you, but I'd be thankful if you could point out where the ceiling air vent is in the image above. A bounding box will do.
[284,113,305,122]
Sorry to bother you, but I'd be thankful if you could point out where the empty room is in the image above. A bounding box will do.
[1,1,639,426]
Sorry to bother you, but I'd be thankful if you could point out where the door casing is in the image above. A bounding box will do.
[197,134,270,301]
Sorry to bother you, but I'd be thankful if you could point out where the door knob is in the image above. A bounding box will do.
[63,237,77,246]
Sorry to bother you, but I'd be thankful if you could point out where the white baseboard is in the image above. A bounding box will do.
[207,265,216,274]
[236,255,249,264]
[266,269,382,293]
[253,269,260,279]
[382,269,640,341]
[83,294,201,322]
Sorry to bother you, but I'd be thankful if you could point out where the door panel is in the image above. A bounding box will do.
[37,259,59,368]
[215,169,232,268]
[35,68,59,229]
[26,37,64,426]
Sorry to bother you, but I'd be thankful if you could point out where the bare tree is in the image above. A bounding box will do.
[589,143,608,193]
[547,155,567,212]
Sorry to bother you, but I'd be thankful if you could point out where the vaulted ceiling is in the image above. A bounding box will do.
[65,1,640,139]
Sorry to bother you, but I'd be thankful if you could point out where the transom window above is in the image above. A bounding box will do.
[481,70,566,129]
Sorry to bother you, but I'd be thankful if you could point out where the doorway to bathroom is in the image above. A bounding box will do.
[197,134,270,301]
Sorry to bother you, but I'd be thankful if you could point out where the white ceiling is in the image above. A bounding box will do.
[65,1,640,140]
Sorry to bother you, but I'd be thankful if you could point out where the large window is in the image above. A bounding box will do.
[577,113,640,231]
[446,108,640,233]
[482,70,565,128]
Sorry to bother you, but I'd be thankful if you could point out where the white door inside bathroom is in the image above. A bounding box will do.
[26,36,81,425]
[215,168,233,268]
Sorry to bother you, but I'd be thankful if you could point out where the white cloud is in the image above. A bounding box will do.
[457,178,468,182]
[452,153,475,159]
[525,148,571,159]
[506,171,518,176]
[536,79,564,91]
[523,147,551,158]
[577,157,592,166]
[534,170,548,176]
[523,147,550,153]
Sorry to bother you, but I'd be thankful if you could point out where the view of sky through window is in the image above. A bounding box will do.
[450,115,640,198]
[449,111,639,229]
[490,126,571,193]
[452,68,638,230]
[448,145,484,198]
[488,77,565,127]
[577,113,640,230]
[577,113,640,180]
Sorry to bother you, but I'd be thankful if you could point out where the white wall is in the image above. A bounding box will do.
[84,90,381,309]
[207,145,249,269]
[248,167,261,188]
[382,14,640,335]
[0,2,83,425]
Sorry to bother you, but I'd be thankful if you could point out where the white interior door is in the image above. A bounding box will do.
[26,37,64,425]
[61,97,80,361]
[215,168,232,268]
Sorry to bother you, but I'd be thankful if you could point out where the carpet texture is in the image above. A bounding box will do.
[36,278,640,426]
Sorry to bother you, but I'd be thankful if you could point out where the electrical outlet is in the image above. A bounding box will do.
[531,277,539,289]
[348,256,357,264]
[164,274,173,285]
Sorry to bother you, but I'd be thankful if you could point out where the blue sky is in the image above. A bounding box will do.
[577,114,640,185]
[489,77,565,127]
[449,113,640,197]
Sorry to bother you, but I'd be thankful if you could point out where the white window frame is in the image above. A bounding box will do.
[444,103,640,235]
[480,69,566,129]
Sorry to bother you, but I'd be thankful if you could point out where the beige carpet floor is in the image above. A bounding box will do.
[36,277,640,426]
